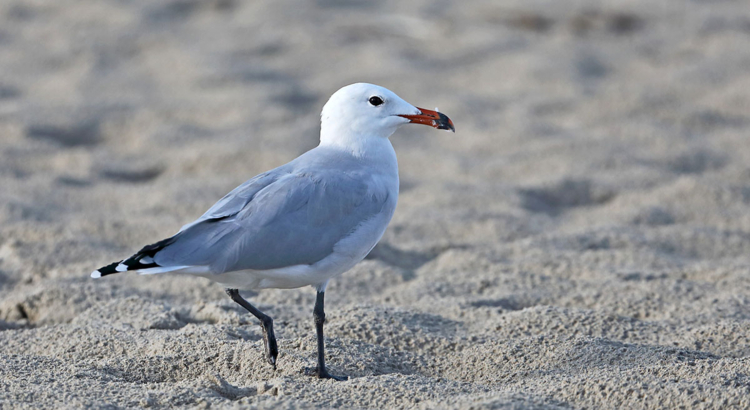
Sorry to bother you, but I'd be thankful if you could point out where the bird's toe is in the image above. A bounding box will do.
[309,367,348,381]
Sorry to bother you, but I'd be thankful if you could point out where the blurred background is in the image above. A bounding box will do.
[1,0,750,408]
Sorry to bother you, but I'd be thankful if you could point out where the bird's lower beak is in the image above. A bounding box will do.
[399,107,455,132]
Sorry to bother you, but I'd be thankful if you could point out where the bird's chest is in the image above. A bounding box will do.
[331,174,398,261]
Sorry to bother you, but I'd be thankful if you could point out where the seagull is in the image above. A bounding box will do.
[91,83,454,380]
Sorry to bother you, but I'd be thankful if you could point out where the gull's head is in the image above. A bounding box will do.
[320,83,454,149]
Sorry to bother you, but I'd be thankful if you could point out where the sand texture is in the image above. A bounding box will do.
[2,0,750,408]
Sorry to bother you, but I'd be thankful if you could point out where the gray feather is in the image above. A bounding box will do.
[178,171,280,231]
[154,149,390,273]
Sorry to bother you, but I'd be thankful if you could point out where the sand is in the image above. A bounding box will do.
[2,0,750,408]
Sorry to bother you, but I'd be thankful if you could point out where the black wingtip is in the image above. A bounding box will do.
[92,260,123,278]
[90,235,177,279]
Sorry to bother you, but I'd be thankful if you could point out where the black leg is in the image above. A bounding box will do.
[225,288,278,369]
[313,291,347,381]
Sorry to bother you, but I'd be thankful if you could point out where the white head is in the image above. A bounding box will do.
[319,83,454,153]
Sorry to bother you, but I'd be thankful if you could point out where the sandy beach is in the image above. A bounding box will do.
[2,0,750,408]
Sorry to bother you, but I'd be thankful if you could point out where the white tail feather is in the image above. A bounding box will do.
[136,265,191,275]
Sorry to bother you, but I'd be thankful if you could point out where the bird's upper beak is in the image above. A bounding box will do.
[399,107,455,132]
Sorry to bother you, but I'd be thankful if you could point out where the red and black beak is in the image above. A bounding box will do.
[399,107,455,132]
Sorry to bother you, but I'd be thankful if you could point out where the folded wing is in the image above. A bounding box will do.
[153,169,389,273]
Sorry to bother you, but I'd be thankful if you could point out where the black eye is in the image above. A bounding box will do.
[368,96,384,106]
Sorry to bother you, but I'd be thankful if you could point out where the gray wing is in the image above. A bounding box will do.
[154,169,389,273]
[177,171,281,232]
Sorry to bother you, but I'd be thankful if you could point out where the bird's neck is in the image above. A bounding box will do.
[319,130,398,166]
